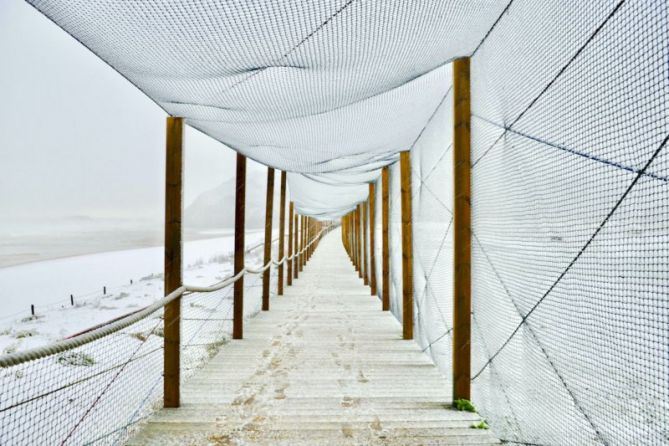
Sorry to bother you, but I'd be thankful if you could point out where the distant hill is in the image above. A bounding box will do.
[185,175,270,229]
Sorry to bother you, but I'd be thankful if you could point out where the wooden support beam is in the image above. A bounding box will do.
[164,116,183,408]
[287,202,294,286]
[233,153,246,340]
[299,214,303,275]
[302,216,306,266]
[294,213,299,279]
[262,167,275,311]
[362,201,369,286]
[357,205,363,279]
[300,215,305,271]
[278,172,287,295]
[400,151,413,340]
[453,57,472,400]
[369,183,377,296]
[382,167,390,311]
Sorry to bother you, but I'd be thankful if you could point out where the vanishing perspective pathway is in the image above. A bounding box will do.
[128,229,500,445]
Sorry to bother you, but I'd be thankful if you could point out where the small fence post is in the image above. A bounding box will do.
[288,202,294,286]
[30,304,35,316]
[382,167,390,311]
[233,153,246,340]
[164,116,183,408]
[262,167,275,311]
[400,150,414,340]
[70,294,74,306]
[369,183,377,296]
[453,56,472,400]
[278,171,287,295]
[103,286,106,295]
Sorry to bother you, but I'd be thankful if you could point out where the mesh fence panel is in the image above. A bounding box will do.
[388,162,404,321]
[468,0,668,444]
[403,2,669,444]
[0,252,277,445]
[410,72,455,379]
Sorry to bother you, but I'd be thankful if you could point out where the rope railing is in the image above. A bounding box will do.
[0,224,333,446]
[0,228,328,369]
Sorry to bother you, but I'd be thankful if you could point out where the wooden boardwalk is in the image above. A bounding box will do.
[128,230,499,445]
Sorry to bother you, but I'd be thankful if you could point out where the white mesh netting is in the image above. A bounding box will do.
[13,0,669,444]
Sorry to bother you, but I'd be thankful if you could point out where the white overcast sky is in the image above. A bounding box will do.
[0,1,267,227]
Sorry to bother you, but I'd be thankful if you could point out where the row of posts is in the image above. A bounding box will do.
[341,57,472,401]
[162,120,326,407]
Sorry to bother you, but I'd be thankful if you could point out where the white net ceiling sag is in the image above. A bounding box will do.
[26,0,509,218]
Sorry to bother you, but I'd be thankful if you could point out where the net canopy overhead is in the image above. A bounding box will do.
[27,0,509,218]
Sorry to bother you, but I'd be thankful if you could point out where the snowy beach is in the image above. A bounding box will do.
[0,229,270,355]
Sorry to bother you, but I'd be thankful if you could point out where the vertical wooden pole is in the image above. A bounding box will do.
[363,201,369,286]
[303,216,307,265]
[278,172,287,295]
[306,217,310,260]
[294,214,299,279]
[301,216,305,267]
[299,215,305,271]
[308,218,313,259]
[356,206,362,278]
[287,202,294,286]
[400,151,413,340]
[262,167,275,311]
[233,153,246,340]
[164,116,183,408]
[382,167,390,311]
[453,57,472,400]
[369,183,377,296]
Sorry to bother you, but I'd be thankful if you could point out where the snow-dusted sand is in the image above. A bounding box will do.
[0,229,272,355]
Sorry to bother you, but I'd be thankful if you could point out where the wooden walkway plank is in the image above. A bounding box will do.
[128,228,499,446]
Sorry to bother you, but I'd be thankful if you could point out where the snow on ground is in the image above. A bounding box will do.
[0,229,275,356]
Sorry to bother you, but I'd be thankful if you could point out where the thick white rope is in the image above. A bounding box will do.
[0,227,330,368]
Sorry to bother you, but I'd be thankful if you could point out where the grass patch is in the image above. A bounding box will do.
[206,338,229,358]
[453,398,477,413]
[130,332,148,342]
[14,330,37,339]
[470,420,489,430]
[139,273,163,282]
[57,352,96,367]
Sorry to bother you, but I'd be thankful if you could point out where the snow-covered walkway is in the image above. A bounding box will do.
[128,229,499,445]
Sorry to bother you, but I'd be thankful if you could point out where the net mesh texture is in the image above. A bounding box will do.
[12,0,669,444]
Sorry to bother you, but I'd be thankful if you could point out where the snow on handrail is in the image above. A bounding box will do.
[0,228,328,368]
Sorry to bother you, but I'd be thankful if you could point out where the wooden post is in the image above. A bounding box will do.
[300,215,305,267]
[278,172,287,295]
[357,205,363,279]
[382,167,390,311]
[302,215,306,267]
[287,202,294,286]
[294,214,299,279]
[369,183,377,296]
[299,215,305,271]
[400,151,413,340]
[453,57,472,400]
[164,116,183,408]
[363,201,369,286]
[233,153,246,340]
[308,218,313,259]
[306,217,310,261]
[262,167,275,311]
